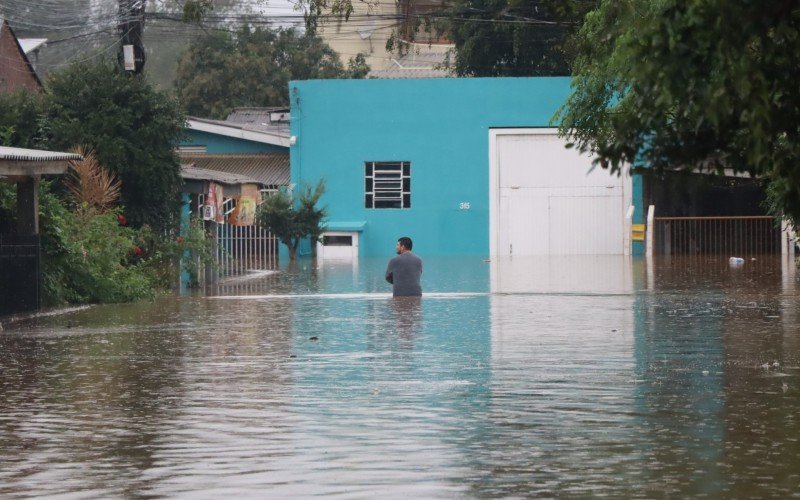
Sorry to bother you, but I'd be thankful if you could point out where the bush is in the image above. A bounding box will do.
[135,216,216,290]
[256,180,327,261]
[36,184,155,304]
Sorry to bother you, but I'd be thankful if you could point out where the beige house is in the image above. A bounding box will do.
[316,0,453,75]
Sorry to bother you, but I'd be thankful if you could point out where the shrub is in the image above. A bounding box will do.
[37,184,155,304]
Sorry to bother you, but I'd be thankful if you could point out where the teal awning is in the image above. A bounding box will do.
[325,221,366,232]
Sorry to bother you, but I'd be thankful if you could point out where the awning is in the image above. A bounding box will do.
[325,221,367,232]
[0,146,82,178]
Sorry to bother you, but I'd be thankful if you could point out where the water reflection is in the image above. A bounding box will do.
[0,255,798,496]
[491,255,635,294]
[391,297,423,344]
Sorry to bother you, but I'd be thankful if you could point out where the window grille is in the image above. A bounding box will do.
[175,145,207,153]
[365,161,411,209]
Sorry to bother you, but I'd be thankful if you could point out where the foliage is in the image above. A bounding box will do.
[30,182,155,305]
[299,0,592,76]
[44,61,185,230]
[0,182,17,233]
[346,53,371,79]
[1,181,216,305]
[175,26,369,119]
[557,0,800,224]
[0,90,45,148]
[182,0,214,23]
[426,0,592,76]
[135,217,217,290]
[176,216,217,288]
[256,180,327,260]
[64,146,122,213]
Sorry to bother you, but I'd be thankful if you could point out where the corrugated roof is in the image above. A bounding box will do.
[226,107,289,124]
[188,116,290,140]
[180,164,262,186]
[0,146,82,162]
[180,153,290,187]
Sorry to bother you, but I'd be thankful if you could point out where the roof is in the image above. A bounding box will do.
[0,146,82,162]
[326,221,367,232]
[18,38,47,54]
[368,51,454,79]
[0,20,43,89]
[226,107,290,125]
[180,164,262,186]
[0,146,82,177]
[179,153,290,186]
[186,117,290,147]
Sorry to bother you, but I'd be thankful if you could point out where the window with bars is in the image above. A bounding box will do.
[364,161,411,209]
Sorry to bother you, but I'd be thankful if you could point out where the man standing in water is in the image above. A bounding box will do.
[385,236,422,297]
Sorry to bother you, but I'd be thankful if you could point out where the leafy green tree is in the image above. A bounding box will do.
[175,26,369,119]
[424,0,592,76]
[256,180,327,261]
[557,0,800,224]
[44,61,185,230]
[0,90,45,148]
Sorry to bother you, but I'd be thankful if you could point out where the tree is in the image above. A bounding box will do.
[423,0,592,76]
[299,0,593,76]
[0,90,45,148]
[175,26,369,119]
[256,181,327,261]
[44,61,185,230]
[557,0,800,224]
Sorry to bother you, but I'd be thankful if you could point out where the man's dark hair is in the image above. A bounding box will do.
[398,236,413,250]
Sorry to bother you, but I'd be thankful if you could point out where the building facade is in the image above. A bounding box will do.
[289,77,644,258]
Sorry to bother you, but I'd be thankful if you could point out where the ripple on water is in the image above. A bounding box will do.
[1,255,799,497]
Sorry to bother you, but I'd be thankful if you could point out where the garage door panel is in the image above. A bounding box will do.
[498,135,616,189]
[511,194,548,255]
[548,196,624,255]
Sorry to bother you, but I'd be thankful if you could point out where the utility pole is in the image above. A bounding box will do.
[118,0,146,74]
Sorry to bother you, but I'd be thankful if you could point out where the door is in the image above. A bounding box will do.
[493,130,627,256]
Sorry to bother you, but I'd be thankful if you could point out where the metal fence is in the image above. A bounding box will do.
[215,223,278,278]
[0,234,40,316]
[653,216,781,255]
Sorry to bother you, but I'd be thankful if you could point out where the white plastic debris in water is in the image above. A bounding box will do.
[729,257,745,266]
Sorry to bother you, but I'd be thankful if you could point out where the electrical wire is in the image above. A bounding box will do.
[1,0,574,77]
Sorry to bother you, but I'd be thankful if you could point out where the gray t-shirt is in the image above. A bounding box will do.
[385,251,423,296]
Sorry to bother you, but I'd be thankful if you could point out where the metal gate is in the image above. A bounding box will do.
[0,234,40,316]
[215,222,278,277]
[653,216,781,255]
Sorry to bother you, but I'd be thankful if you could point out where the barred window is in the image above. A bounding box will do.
[365,161,411,209]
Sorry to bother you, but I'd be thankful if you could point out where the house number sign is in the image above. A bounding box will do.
[459,202,471,210]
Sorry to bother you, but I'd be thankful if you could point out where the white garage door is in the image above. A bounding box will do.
[492,130,628,256]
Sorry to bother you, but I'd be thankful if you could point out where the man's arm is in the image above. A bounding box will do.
[385,260,394,284]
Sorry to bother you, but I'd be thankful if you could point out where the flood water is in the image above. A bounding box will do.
[1,255,799,497]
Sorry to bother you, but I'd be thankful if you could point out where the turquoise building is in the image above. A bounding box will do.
[290,78,644,258]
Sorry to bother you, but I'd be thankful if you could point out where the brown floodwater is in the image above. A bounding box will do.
[1,255,798,497]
